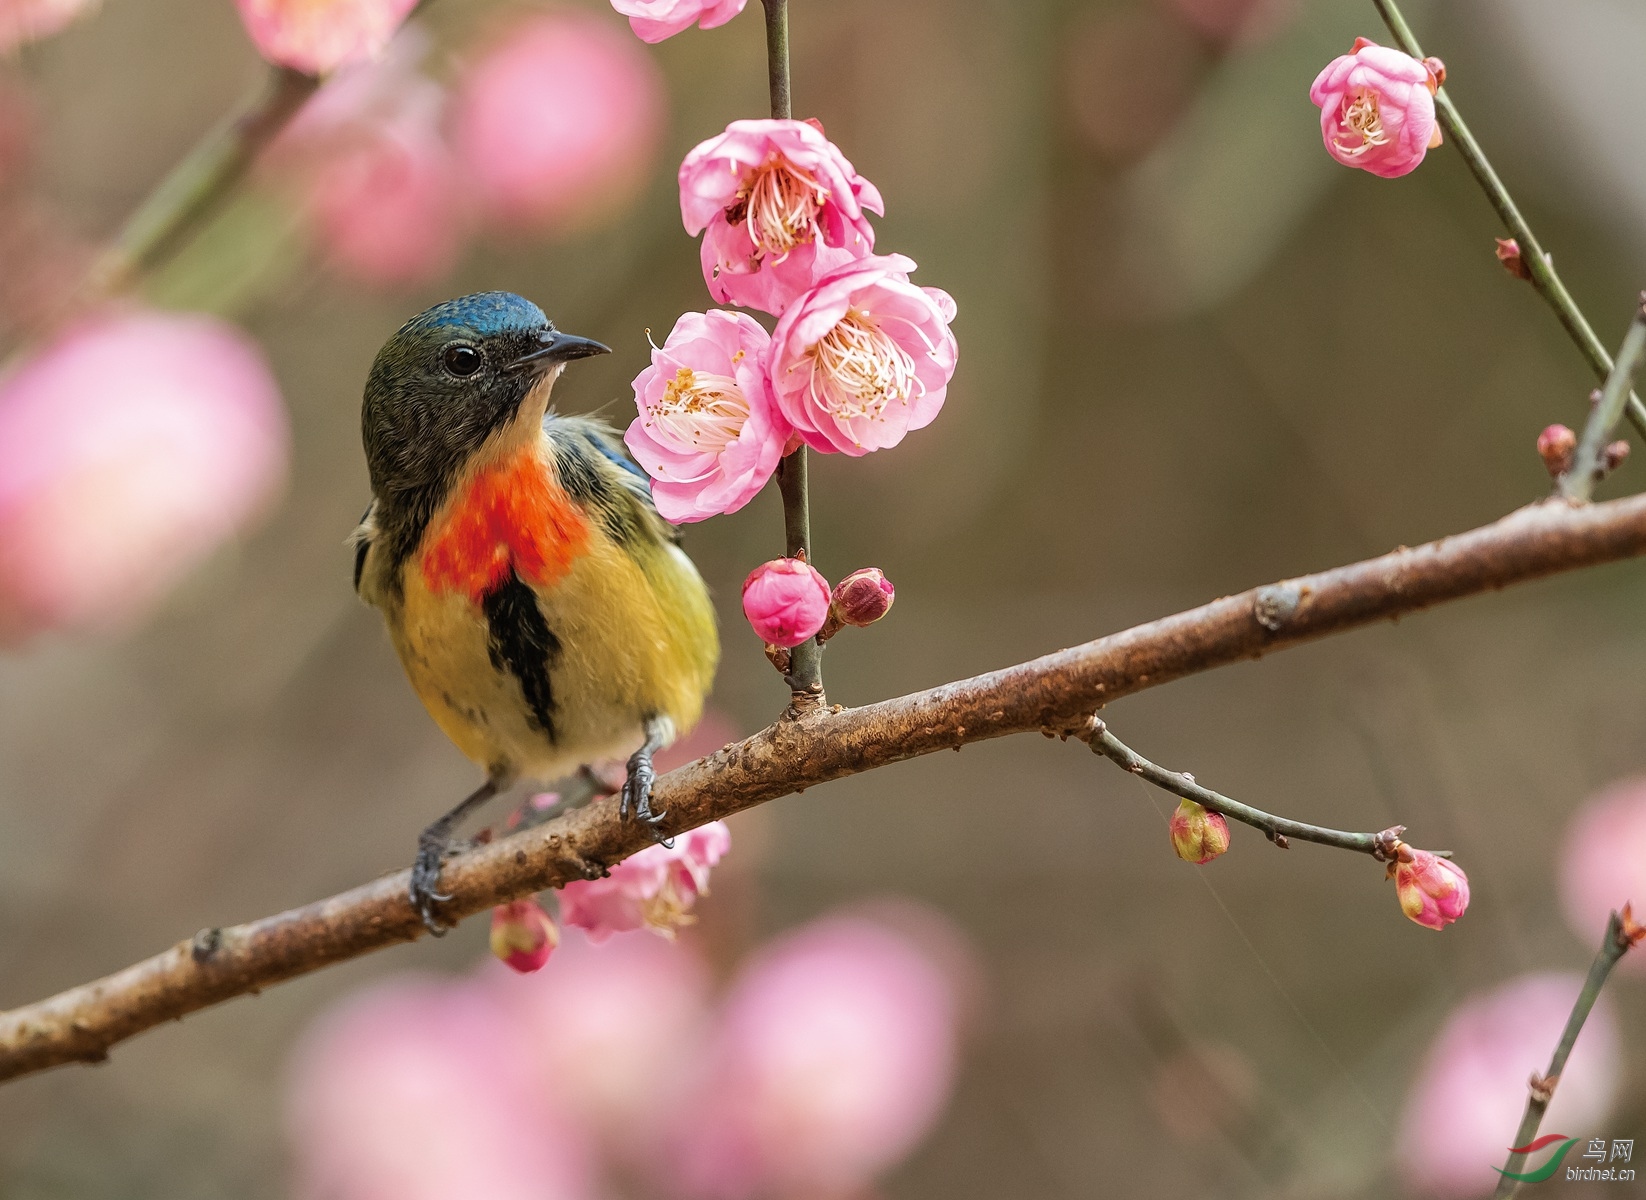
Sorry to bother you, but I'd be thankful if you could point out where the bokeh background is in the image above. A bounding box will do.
[2,0,1646,1195]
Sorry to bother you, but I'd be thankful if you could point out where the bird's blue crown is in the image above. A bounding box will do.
[396,291,548,340]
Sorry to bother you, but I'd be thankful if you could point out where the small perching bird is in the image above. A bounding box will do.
[351,292,720,931]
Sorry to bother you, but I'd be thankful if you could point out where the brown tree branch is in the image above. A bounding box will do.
[2,493,1646,1081]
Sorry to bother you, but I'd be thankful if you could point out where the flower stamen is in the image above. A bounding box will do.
[727,155,829,260]
[806,309,924,424]
[1335,89,1389,156]
[647,365,750,454]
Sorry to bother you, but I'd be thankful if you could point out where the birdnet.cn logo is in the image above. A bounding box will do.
[1496,1134,1636,1184]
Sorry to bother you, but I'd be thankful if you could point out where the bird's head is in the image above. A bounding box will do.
[361,291,610,505]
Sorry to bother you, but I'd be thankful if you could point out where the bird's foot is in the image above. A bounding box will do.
[410,832,455,935]
[620,718,672,846]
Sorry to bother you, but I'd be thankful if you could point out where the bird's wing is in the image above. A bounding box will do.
[544,412,681,546]
[348,500,379,596]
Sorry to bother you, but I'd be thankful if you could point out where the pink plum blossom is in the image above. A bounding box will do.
[1560,775,1646,973]
[663,913,963,1200]
[491,896,559,973]
[0,311,288,643]
[680,118,883,314]
[623,310,787,523]
[0,0,97,53]
[558,820,731,942]
[1393,848,1470,931]
[610,0,745,44]
[286,974,594,1200]
[1168,798,1230,864]
[1397,973,1620,1198]
[487,927,712,1145]
[741,557,830,648]
[235,0,417,74]
[768,253,958,456]
[453,13,663,234]
[1309,38,1441,178]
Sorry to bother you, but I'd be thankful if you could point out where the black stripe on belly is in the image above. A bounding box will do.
[481,569,562,742]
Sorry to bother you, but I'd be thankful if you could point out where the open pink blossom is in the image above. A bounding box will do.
[610,0,744,43]
[235,0,417,74]
[488,927,712,1145]
[680,118,883,314]
[286,975,594,1200]
[1309,38,1440,178]
[453,13,663,234]
[1393,848,1469,930]
[742,557,830,648]
[1560,775,1646,973]
[0,311,288,643]
[623,310,787,523]
[664,913,963,1200]
[1397,973,1620,1198]
[0,0,97,53]
[768,253,958,456]
[559,821,731,942]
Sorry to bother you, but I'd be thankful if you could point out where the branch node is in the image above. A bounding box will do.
[190,928,222,963]
[1372,826,1409,862]
[1253,583,1303,632]
[1528,1071,1558,1105]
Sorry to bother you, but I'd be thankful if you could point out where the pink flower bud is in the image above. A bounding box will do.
[489,896,559,973]
[623,310,790,523]
[1393,848,1469,930]
[559,821,730,942]
[453,13,663,235]
[1308,38,1441,179]
[1495,236,1532,281]
[1603,439,1630,474]
[831,567,895,628]
[741,557,831,648]
[1168,799,1230,864]
[1536,423,1576,478]
[609,0,745,44]
[235,0,418,75]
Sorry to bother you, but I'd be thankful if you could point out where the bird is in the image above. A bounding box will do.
[350,291,720,933]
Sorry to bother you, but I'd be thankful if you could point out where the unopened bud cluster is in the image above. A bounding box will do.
[1535,422,1629,483]
[743,559,896,657]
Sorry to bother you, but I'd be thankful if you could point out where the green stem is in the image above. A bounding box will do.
[87,66,319,297]
[1564,302,1646,501]
[1492,911,1636,1197]
[1371,0,1646,440]
[1084,719,1420,857]
[759,0,823,705]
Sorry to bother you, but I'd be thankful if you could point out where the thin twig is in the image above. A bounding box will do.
[1563,299,1646,501]
[2,493,1645,1082]
[1492,908,1642,1197]
[1370,0,1646,440]
[1080,718,1411,856]
[759,0,824,708]
[85,66,320,299]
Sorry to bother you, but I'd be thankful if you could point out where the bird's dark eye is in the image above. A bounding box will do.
[443,345,482,377]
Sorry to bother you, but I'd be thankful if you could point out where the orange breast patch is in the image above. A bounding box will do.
[419,447,592,601]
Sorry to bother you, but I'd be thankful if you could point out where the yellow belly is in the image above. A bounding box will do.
[381,535,718,783]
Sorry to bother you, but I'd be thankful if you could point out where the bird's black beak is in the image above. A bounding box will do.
[509,328,612,374]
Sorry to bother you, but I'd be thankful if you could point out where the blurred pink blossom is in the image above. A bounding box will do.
[0,311,288,642]
[286,974,594,1200]
[623,310,787,523]
[235,0,417,74]
[664,913,963,1200]
[453,13,663,234]
[768,253,958,456]
[491,896,559,973]
[0,0,96,54]
[488,927,712,1144]
[559,821,731,942]
[1309,38,1440,179]
[1560,775,1646,973]
[1397,973,1620,1198]
[610,0,744,44]
[680,118,882,314]
[741,557,830,648]
[1394,848,1469,931]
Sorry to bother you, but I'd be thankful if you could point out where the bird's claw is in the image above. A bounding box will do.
[410,837,453,936]
[620,750,671,844]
